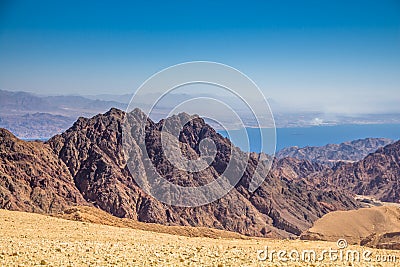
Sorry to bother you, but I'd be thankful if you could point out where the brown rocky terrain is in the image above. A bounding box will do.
[313,140,400,203]
[277,138,393,166]
[341,141,400,202]
[273,140,400,204]
[0,128,88,213]
[0,108,361,238]
[270,157,326,181]
[301,206,400,249]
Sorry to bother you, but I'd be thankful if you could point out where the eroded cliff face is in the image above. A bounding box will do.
[0,128,88,213]
[1,108,364,237]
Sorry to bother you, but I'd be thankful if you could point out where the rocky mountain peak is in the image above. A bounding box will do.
[277,137,394,167]
[0,108,370,238]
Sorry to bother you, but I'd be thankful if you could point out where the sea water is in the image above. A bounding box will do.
[218,124,400,152]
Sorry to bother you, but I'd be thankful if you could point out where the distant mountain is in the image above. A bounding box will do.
[0,89,56,113]
[0,108,360,238]
[0,113,75,139]
[282,140,400,207]
[0,89,126,116]
[83,93,133,103]
[2,89,400,139]
[0,89,127,138]
[277,138,393,166]
[273,139,400,204]
[326,140,400,203]
[270,140,400,207]
[42,95,126,111]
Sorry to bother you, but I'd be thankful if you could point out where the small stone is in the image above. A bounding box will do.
[40,259,47,265]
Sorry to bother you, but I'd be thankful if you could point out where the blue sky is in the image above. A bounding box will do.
[0,0,399,114]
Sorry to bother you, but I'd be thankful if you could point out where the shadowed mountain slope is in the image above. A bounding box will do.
[0,108,365,237]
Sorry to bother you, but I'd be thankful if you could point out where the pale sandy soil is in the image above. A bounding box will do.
[303,206,400,244]
[0,209,399,267]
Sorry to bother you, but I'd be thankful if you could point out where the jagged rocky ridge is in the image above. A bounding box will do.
[4,108,394,238]
[277,138,393,166]
[272,140,400,204]
[319,141,400,203]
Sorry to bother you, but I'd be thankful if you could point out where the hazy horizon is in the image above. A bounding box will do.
[1,1,399,115]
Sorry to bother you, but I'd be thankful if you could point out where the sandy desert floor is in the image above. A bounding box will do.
[0,209,399,267]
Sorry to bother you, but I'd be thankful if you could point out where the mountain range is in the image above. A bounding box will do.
[277,138,393,166]
[1,108,399,239]
[273,140,400,203]
[2,89,400,139]
[0,89,126,139]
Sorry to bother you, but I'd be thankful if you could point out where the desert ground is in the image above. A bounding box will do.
[0,209,399,267]
[302,205,400,247]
